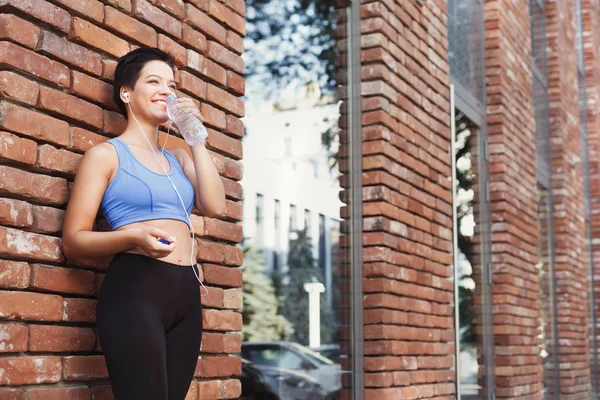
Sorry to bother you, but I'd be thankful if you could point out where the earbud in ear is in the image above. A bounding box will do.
[123,92,129,101]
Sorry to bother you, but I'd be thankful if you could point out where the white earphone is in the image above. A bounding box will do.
[125,97,207,296]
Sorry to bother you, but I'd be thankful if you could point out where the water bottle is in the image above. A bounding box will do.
[165,95,208,146]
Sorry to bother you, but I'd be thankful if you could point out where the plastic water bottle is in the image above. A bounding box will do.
[165,95,207,146]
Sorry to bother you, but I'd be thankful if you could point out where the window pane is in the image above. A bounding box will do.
[240,1,354,399]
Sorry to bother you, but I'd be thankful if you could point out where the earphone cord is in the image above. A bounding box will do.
[127,102,209,297]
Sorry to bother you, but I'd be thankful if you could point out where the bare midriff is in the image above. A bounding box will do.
[116,219,198,268]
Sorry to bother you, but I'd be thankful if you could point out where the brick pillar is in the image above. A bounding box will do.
[358,1,455,398]
[581,0,600,393]
[545,0,592,398]
[0,0,245,398]
[482,1,544,398]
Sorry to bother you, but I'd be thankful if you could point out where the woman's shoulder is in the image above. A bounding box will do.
[164,146,190,167]
[78,141,119,175]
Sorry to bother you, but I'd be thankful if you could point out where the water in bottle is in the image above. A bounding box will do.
[165,95,207,146]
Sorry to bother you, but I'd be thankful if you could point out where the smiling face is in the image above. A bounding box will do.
[122,60,176,126]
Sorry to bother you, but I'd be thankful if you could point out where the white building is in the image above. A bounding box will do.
[241,83,343,305]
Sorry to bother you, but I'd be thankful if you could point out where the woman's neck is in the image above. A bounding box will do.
[121,119,160,148]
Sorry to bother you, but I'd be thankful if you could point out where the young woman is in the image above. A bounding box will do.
[62,47,226,400]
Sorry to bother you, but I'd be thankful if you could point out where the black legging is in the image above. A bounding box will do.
[97,253,203,400]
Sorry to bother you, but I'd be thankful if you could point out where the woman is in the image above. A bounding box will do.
[62,47,226,399]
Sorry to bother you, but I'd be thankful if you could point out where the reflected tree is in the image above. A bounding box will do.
[241,246,294,341]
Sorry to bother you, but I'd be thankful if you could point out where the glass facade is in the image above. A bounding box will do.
[239,1,358,398]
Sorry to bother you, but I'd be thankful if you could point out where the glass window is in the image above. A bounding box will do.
[240,0,356,398]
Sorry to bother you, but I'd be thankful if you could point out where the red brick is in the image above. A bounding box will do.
[63,298,97,323]
[203,310,242,331]
[206,83,244,117]
[207,130,242,160]
[37,31,103,77]
[24,387,91,400]
[72,71,114,109]
[200,103,227,130]
[0,389,23,399]
[226,71,244,96]
[226,30,243,54]
[0,0,70,33]
[0,323,28,353]
[208,0,245,36]
[149,0,184,18]
[179,70,207,100]
[56,0,105,21]
[0,102,70,146]
[0,131,37,165]
[187,50,226,85]
[223,0,244,16]
[103,110,127,136]
[104,6,157,47]
[224,199,242,221]
[39,85,103,130]
[203,264,241,287]
[182,24,207,54]
[105,0,130,12]
[222,288,242,309]
[185,4,227,45]
[133,0,182,38]
[102,59,118,81]
[63,356,108,380]
[0,198,33,228]
[0,226,64,263]
[31,264,95,295]
[71,128,109,153]
[202,356,241,377]
[0,290,63,321]
[158,34,186,67]
[0,356,61,385]
[0,42,70,87]
[70,17,130,58]
[0,260,30,289]
[0,14,40,49]
[37,145,83,176]
[225,115,244,138]
[32,205,65,234]
[0,71,39,105]
[29,325,96,352]
[203,218,242,242]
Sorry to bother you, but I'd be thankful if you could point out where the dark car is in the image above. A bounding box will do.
[241,341,342,396]
[238,358,328,400]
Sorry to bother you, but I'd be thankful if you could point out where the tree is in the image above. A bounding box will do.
[245,0,338,99]
[241,246,294,341]
[282,228,335,346]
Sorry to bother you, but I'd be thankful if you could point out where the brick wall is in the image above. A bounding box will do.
[483,1,544,398]
[0,0,245,398]
[581,0,600,394]
[358,1,455,398]
[545,0,592,398]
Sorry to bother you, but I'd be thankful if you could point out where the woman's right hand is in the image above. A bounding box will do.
[131,227,177,258]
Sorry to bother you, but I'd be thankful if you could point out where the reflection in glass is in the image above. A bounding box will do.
[453,111,487,399]
[239,0,352,398]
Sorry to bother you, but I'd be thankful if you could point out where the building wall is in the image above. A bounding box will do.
[0,0,245,398]
[358,0,455,398]
[483,0,543,398]
[546,1,592,398]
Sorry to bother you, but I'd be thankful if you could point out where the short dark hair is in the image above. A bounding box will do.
[112,47,175,117]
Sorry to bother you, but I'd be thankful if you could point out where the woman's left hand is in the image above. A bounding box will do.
[176,97,206,124]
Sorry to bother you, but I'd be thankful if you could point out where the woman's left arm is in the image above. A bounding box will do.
[169,98,226,218]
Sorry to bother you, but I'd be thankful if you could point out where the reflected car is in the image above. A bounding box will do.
[240,341,342,395]
[239,358,328,400]
[312,344,340,362]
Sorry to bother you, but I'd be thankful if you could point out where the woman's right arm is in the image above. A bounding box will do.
[62,143,175,260]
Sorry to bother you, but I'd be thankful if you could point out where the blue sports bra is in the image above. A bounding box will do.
[100,137,195,230]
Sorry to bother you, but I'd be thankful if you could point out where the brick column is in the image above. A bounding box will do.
[482,1,544,398]
[545,0,592,398]
[0,0,245,398]
[581,0,600,393]
[358,1,455,398]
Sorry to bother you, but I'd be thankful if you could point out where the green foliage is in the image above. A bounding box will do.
[245,0,338,97]
[241,247,294,341]
[282,229,335,346]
